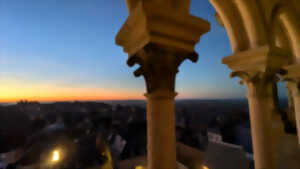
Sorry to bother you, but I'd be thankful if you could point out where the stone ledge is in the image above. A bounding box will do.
[283,63,300,79]
[222,46,288,74]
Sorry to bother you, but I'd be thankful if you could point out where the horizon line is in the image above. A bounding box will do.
[0,97,289,104]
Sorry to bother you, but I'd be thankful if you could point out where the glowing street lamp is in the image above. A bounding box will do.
[203,165,209,169]
[51,150,60,162]
[135,166,145,169]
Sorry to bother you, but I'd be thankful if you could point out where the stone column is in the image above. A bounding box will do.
[135,44,186,169]
[115,44,199,169]
[287,81,300,145]
[283,63,300,145]
[287,88,295,113]
[245,75,276,169]
[270,81,285,167]
[271,82,280,114]
[223,46,287,169]
[129,44,200,169]
[115,1,210,168]
[293,90,300,145]
[145,91,177,169]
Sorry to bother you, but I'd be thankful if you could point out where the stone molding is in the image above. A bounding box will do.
[283,63,300,79]
[144,90,177,100]
[222,46,288,98]
[129,44,198,93]
[287,80,300,96]
[116,0,210,56]
[222,46,288,75]
[116,1,209,94]
[231,71,277,98]
[283,63,300,96]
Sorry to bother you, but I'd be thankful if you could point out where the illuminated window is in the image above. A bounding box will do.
[203,165,209,169]
[51,150,60,162]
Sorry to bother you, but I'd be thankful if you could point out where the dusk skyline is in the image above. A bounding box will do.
[0,0,287,102]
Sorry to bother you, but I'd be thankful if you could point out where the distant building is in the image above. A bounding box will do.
[206,127,254,167]
[207,128,222,143]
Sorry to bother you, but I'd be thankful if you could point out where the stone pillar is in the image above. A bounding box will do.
[283,63,300,145]
[223,46,287,169]
[145,91,177,169]
[293,92,300,145]
[287,88,295,113]
[129,44,200,169]
[245,75,276,169]
[270,81,285,168]
[115,1,210,168]
[271,82,280,114]
[135,44,183,169]
[287,81,300,145]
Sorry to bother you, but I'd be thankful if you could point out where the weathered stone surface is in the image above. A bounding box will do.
[116,0,210,56]
[115,1,209,169]
[127,44,198,93]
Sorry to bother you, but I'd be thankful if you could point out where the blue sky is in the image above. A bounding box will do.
[0,0,287,101]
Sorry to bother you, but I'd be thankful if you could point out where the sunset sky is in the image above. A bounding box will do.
[0,0,287,102]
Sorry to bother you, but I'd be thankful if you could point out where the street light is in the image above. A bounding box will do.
[203,165,209,169]
[51,150,60,162]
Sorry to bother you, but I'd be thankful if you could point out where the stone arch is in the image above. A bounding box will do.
[209,0,249,53]
[273,20,294,65]
[275,3,300,61]
[234,0,268,48]
[208,1,299,168]
[210,0,299,67]
[269,3,295,64]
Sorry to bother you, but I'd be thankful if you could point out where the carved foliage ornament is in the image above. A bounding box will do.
[231,71,281,97]
[127,44,198,93]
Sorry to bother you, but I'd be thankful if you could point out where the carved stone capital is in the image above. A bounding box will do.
[283,63,300,80]
[231,71,278,98]
[116,1,209,95]
[286,79,300,96]
[128,44,198,93]
[283,63,300,96]
[224,46,289,98]
[223,46,288,76]
[116,0,210,56]
[144,90,177,100]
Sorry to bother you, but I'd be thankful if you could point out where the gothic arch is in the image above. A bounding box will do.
[234,0,268,48]
[210,0,249,53]
[210,0,273,54]
[210,0,299,69]
[275,4,300,61]
[269,3,295,64]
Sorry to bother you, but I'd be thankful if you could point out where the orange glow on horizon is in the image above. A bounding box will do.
[0,94,145,102]
[0,79,236,103]
[0,96,145,103]
[0,83,144,102]
[0,86,236,102]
